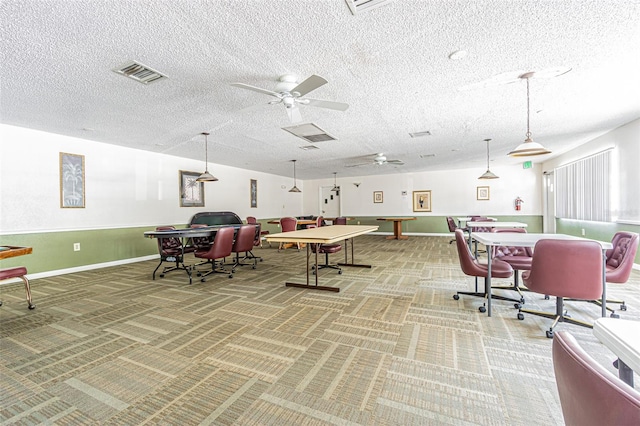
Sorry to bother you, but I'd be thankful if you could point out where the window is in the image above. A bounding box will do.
[555,150,611,222]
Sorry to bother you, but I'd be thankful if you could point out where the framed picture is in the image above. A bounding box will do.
[250,179,257,208]
[373,191,383,203]
[413,190,431,212]
[179,170,205,207]
[477,186,490,201]
[60,152,85,208]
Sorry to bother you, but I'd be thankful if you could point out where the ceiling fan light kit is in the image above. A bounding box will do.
[508,72,552,157]
[196,132,219,182]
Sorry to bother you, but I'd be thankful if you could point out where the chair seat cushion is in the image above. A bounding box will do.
[318,243,341,254]
[476,259,513,278]
[499,256,533,270]
[0,266,27,280]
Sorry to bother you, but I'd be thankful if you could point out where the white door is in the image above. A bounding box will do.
[320,186,340,218]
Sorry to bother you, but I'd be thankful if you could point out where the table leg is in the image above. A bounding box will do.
[601,252,607,318]
[618,359,635,387]
[486,244,492,316]
[338,238,372,268]
[286,243,340,292]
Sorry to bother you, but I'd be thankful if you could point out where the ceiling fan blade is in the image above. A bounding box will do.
[303,97,349,111]
[230,82,281,98]
[345,162,372,168]
[387,160,404,165]
[286,105,303,123]
[292,75,327,97]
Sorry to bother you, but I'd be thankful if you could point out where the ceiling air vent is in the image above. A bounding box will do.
[112,61,167,85]
[282,123,337,143]
[299,145,320,151]
[345,0,394,15]
[409,130,432,138]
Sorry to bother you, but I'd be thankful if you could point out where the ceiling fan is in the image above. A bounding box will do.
[231,74,349,123]
[346,153,404,168]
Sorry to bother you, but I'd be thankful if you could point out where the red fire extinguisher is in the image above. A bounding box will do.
[514,197,524,211]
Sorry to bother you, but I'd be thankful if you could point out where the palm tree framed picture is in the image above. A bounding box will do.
[179,170,205,207]
[60,152,85,208]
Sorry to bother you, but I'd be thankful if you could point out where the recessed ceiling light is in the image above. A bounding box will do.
[448,50,467,60]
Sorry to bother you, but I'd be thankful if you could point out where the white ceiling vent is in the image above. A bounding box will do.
[409,130,432,138]
[282,123,337,143]
[112,61,167,84]
[345,0,394,15]
[299,145,320,151]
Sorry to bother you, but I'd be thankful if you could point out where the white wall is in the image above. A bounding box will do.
[303,165,543,217]
[0,124,303,233]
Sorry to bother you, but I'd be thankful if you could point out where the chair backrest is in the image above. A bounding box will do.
[156,226,181,254]
[316,216,324,227]
[605,231,639,283]
[253,223,262,247]
[524,239,603,299]
[201,226,234,260]
[280,217,297,232]
[232,225,257,253]
[453,229,512,278]
[334,217,347,225]
[491,228,533,258]
[446,216,457,232]
[553,330,640,425]
[469,216,495,232]
[246,216,257,224]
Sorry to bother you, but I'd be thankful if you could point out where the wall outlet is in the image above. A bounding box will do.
[73,243,81,251]
[581,229,585,236]
[357,221,361,225]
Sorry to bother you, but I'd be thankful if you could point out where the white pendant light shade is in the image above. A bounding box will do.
[508,72,551,157]
[196,132,219,182]
[289,159,301,193]
[478,138,499,179]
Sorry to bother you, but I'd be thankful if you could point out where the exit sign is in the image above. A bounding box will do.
[522,161,532,169]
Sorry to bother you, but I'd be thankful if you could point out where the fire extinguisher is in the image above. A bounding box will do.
[514,197,524,211]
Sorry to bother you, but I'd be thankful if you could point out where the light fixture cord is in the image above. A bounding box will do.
[486,139,490,168]
[293,160,297,183]
[204,134,208,168]
[526,77,531,139]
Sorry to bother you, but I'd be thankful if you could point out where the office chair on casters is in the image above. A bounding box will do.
[490,228,533,307]
[194,226,235,281]
[452,229,514,313]
[446,216,468,244]
[278,217,299,251]
[517,239,603,338]
[310,242,343,275]
[229,224,258,272]
[553,331,640,425]
[152,226,191,280]
[334,217,347,225]
[247,216,270,247]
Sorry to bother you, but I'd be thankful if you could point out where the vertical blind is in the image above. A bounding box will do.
[555,150,611,222]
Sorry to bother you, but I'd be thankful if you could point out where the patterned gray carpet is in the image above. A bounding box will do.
[1,236,638,425]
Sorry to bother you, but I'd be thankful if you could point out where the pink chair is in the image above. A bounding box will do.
[247,216,270,247]
[334,217,347,225]
[553,331,640,425]
[278,217,299,251]
[0,266,35,309]
[452,229,514,313]
[229,224,259,272]
[446,216,468,244]
[491,228,533,307]
[517,239,603,338]
[152,226,190,280]
[194,226,235,281]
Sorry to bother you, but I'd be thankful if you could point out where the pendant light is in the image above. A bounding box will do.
[331,172,339,192]
[508,72,551,157]
[478,138,499,179]
[288,159,301,193]
[196,132,218,182]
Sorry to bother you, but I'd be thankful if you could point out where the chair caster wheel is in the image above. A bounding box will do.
[453,294,460,300]
[621,304,627,311]
[252,265,256,269]
[546,330,554,339]
[159,274,165,278]
[259,258,263,262]
[228,274,233,278]
[514,303,521,309]
[479,306,486,313]
[312,271,316,275]
[28,303,36,310]
[338,270,342,275]
[201,278,206,282]
[610,313,620,318]
[517,313,524,320]
[544,295,550,300]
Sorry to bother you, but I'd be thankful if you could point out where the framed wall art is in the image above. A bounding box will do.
[250,179,257,208]
[60,152,85,208]
[413,190,431,212]
[477,186,490,201]
[373,191,383,203]
[179,170,205,207]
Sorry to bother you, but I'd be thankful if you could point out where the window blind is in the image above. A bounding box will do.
[555,150,611,222]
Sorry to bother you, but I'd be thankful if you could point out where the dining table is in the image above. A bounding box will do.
[376,217,416,240]
[470,232,612,317]
[594,317,640,387]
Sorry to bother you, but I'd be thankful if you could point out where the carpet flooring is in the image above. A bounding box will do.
[1,235,638,425]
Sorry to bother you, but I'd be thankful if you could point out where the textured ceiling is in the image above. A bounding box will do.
[2,0,639,179]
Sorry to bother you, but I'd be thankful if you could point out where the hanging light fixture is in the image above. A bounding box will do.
[288,159,301,193]
[331,171,339,192]
[478,138,499,179]
[196,132,218,182]
[508,72,551,157]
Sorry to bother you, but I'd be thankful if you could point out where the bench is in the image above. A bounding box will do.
[0,266,35,309]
